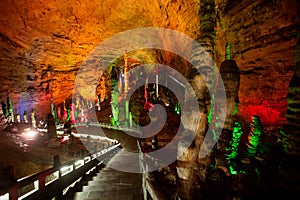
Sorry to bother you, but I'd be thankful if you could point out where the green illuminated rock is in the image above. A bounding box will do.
[245,115,263,157]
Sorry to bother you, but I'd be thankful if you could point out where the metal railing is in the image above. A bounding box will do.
[0,143,121,200]
[137,141,168,200]
[73,122,142,134]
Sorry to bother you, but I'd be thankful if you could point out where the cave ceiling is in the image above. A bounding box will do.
[0,0,299,126]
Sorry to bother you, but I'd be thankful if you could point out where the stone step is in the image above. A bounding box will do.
[73,149,144,200]
[74,190,141,200]
[82,183,142,191]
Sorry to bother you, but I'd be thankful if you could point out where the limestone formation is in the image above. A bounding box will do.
[245,115,264,157]
[0,0,298,198]
[215,49,240,170]
[0,104,7,130]
[176,73,209,200]
[226,121,243,174]
[274,30,300,196]
[0,0,296,127]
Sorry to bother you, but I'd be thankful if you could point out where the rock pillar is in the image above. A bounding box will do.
[215,52,240,170]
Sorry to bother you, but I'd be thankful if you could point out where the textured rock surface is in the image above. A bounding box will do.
[216,0,298,127]
[275,32,300,195]
[0,0,200,120]
[0,0,298,127]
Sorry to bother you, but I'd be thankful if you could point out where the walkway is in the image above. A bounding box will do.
[74,148,144,200]
[73,122,142,134]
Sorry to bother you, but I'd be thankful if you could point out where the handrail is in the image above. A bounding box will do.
[0,143,121,200]
[137,141,169,200]
[73,122,142,134]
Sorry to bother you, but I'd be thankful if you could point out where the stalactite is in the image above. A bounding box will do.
[111,89,119,126]
[57,106,61,121]
[70,103,75,124]
[124,50,129,94]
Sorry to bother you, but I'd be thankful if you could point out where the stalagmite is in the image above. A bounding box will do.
[227,121,243,160]
[96,94,101,111]
[31,109,36,128]
[0,104,7,130]
[245,115,264,157]
[23,111,28,123]
[16,114,20,123]
[129,112,133,128]
[7,96,14,123]
[227,121,243,175]
[215,42,240,170]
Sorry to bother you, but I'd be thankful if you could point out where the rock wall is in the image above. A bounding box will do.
[273,16,300,198]
[215,0,298,127]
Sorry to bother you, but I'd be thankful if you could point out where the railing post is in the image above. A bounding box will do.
[5,166,18,200]
[53,155,63,200]
[54,155,61,167]
[9,185,18,200]
[38,174,46,189]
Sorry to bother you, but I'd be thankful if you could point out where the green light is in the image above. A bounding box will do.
[53,106,59,124]
[177,103,180,114]
[229,165,237,175]
[233,104,239,115]
[246,116,263,157]
[110,116,116,126]
[111,89,119,126]
[212,129,217,142]
[66,108,71,122]
[129,112,133,128]
[208,64,215,125]
[226,42,231,60]
[174,102,181,114]
[126,101,129,120]
[227,121,243,175]
[227,121,243,160]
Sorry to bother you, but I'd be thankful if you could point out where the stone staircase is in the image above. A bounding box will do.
[64,148,144,200]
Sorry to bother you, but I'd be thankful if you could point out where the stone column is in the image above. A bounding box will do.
[47,113,57,139]
[176,0,217,198]
[177,73,210,199]
[215,58,240,169]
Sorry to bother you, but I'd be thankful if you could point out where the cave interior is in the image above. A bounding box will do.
[0,0,300,199]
